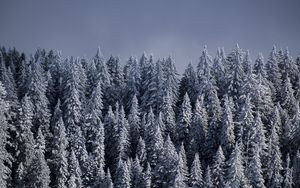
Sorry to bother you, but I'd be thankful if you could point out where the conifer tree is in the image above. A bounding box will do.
[128,95,141,156]
[225,143,250,188]
[220,95,235,157]
[0,81,11,188]
[211,146,225,188]
[266,122,283,187]
[68,150,83,188]
[283,154,293,188]
[177,93,192,146]
[189,153,203,188]
[114,159,131,188]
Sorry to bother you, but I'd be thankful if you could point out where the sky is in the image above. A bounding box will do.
[0,0,300,72]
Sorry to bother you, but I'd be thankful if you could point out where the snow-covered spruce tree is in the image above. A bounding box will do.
[14,95,36,187]
[225,44,246,103]
[26,54,51,139]
[212,48,226,97]
[236,94,254,146]
[136,136,147,166]
[116,105,130,162]
[283,154,293,188]
[203,166,213,188]
[176,92,192,147]
[161,92,176,142]
[220,95,235,157]
[189,153,203,188]
[131,156,143,188]
[124,56,141,113]
[105,56,124,108]
[162,56,179,106]
[280,73,298,118]
[204,76,222,160]
[51,102,69,188]
[178,62,198,105]
[292,150,300,187]
[178,143,189,184]
[225,143,250,188]
[172,166,187,188]
[142,162,152,188]
[25,128,51,188]
[246,119,265,188]
[114,159,131,188]
[145,108,164,167]
[104,105,117,170]
[153,135,178,188]
[104,169,114,188]
[83,79,105,185]
[196,46,213,92]
[128,94,141,157]
[0,81,11,187]
[265,46,282,101]
[253,112,268,162]
[68,150,83,188]
[141,60,165,114]
[266,121,283,187]
[188,95,208,165]
[211,146,225,188]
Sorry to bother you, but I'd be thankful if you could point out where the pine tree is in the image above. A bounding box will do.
[178,143,189,184]
[188,96,208,164]
[189,153,203,188]
[283,154,293,188]
[24,128,51,188]
[226,44,245,102]
[225,143,250,188]
[161,92,176,141]
[114,159,131,188]
[211,146,225,188]
[154,135,178,188]
[178,62,198,105]
[173,166,187,188]
[246,120,265,188]
[128,94,141,157]
[266,122,283,187]
[265,46,281,100]
[104,169,114,188]
[292,150,300,187]
[220,95,235,157]
[51,105,69,188]
[0,81,11,188]
[68,150,83,188]
[203,166,213,188]
[142,163,152,188]
[177,93,192,146]
[145,108,164,167]
[136,137,147,166]
[131,156,143,188]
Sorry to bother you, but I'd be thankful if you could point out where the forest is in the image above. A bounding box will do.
[0,45,300,188]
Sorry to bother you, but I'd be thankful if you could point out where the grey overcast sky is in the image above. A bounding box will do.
[0,0,300,71]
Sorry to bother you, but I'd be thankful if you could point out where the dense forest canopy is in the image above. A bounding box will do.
[0,45,300,187]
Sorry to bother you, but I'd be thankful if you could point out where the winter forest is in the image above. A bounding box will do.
[0,45,300,188]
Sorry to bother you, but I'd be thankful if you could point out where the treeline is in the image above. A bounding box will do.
[0,45,300,187]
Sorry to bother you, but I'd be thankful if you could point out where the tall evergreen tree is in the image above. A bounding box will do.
[225,143,250,188]
[189,153,203,188]
[211,146,225,188]
[177,93,192,146]
[0,82,11,188]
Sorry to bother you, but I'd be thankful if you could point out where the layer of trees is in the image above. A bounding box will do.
[0,45,300,187]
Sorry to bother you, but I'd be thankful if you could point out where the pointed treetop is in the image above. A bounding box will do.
[96,46,103,58]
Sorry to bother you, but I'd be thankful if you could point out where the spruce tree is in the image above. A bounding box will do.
[189,153,203,188]
[0,81,11,188]
[211,146,225,188]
